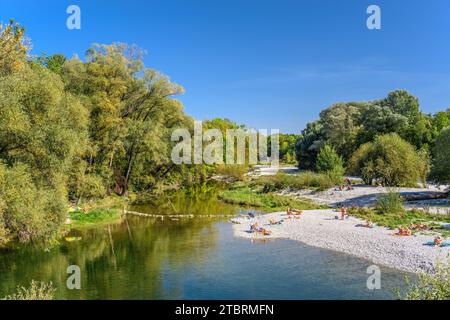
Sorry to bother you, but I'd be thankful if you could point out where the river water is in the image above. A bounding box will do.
[0,194,412,299]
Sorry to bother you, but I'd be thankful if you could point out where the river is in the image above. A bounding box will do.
[0,193,412,299]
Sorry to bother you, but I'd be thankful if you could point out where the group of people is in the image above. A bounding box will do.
[249,223,272,236]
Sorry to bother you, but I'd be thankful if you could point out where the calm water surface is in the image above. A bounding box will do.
[0,196,412,299]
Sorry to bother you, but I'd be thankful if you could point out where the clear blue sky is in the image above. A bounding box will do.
[1,0,449,133]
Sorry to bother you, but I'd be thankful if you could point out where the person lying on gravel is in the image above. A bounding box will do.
[395,228,412,236]
[269,219,284,225]
[434,236,444,246]
[356,222,373,228]
[249,223,272,236]
[287,208,302,216]
[409,223,429,231]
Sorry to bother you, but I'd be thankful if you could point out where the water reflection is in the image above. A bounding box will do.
[0,193,412,300]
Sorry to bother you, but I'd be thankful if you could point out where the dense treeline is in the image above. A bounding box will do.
[296,90,450,186]
[0,21,202,246]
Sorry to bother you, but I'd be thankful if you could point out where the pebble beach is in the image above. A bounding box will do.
[232,209,450,274]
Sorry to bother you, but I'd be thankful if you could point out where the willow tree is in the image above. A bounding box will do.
[0,20,29,76]
[63,43,191,196]
[0,22,89,245]
[348,133,427,187]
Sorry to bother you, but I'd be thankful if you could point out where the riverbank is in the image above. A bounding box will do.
[231,209,450,274]
[276,184,448,208]
[69,208,123,228]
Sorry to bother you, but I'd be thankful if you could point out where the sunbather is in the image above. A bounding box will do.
[269,219,283,225]
[356,221,373,228]
[395,228,412,236]
[434,236,444,246]
[287,208,302,216]
[250,223,259,233]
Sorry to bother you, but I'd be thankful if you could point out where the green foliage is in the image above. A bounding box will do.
[0,20,29,76]
[432,111,449,132]
[296,121,324,170]
[384,89,420,121]
[36,53,67,75]
[348,207,450,231]
[319,103,363,161]
[71,208,121,227]
[398,261,450,300]
[256,172,340,192]
[0,49,88,246]
[429,127,450,184]
[218,187,326,212]
[3,280,55,300]
[295,90,443,172]
[348,134,426,186]
[275,133,300,164]
[215,164,248,181]
[375,190,404,214]
[316,145,345,177]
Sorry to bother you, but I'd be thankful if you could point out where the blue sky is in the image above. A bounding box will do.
[1,0,449,133]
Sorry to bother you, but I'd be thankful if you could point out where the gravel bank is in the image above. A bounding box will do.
[232,210,449,274]
[277,185,447,208]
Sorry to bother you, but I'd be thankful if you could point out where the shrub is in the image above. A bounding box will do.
[0,163,66,245]
[348,206,450,230]
[218,187,325,211]
[215,164,248,181]
[70,208,121,227]
[398,260,450,300]
[3,280,56,300]
[316,145,345,177]
[256,172,339,192]
[375,190,404,214]
[348,133,425,187]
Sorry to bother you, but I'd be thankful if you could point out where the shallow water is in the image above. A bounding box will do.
[0,195,413,299]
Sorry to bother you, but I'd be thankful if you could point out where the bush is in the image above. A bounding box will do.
[0,211,9,247]
[348,133,425,187]
[398,260,449,300]
[256,172,339,192]
[218,187,326,212]
[0,163,66,246]
[316,145,345,177]
[215,164,248,181]
[375,190,404,214]
[348,206,450,230]
[70,208,121,227]
[3,280,56,300]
